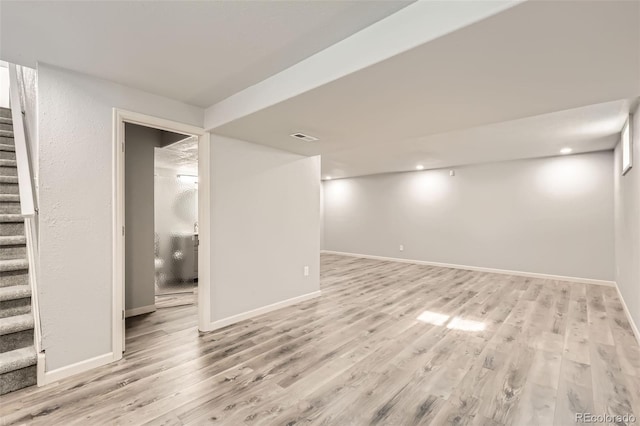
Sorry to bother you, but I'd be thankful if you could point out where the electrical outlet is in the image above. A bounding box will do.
[399,245,404,251]
[303,266,309,276]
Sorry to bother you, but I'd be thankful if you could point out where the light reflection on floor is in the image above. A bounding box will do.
[416,310,486,331]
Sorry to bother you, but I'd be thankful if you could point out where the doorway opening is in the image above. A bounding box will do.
[112,109,211,359]
[153,134,199,309]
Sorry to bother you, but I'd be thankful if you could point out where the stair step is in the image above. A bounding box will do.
[0,297,31,319]
[0,346,36,375]
[0,285,31,302]
[0,194,20,203]
[0,176,18,184]
[0,108,10,119]
[0,205,20,215]
[0,145,14,153]
[0,313,33,336]
[0,130,13,139]
[0,160,17,168]
[0,214,23,223]
[0,346,36,395]
[0,270,28,287]
[0,244,26,260]
[0,117,11,125]
[0,236,26,246]
[0,123,12,132]
[0,259,28,273]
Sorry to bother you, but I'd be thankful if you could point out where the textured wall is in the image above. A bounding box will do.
[209,135,320,322]
[614,105,640,335]
[37,64,202,371]
[323,151,615,281]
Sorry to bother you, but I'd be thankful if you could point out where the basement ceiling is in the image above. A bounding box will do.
[0,0,413,107]
[212,0,640,178]
[155,136,199,176]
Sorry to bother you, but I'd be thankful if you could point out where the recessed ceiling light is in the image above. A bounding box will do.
[325,176,332,180]
[416,165,425,170]
[560,147,573,155]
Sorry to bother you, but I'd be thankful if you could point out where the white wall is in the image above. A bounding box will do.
[614,104,640,334]
[37,63,203,371]
[323,151,615,281]
[209,135,320,322]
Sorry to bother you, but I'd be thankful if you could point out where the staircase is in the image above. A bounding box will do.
[0,106,37,394]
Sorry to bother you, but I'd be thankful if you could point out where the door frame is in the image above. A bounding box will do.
[111,108,211,360]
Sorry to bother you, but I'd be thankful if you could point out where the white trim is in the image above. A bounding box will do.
[614,283,640,346]
[125,305,156,318]
[197,133,211,329]
[321,250,616,287]
[7,64,35,216]
[202,291,322,332]
[112,108,212,359]
[41,352,114,386]
[36,352,45,387]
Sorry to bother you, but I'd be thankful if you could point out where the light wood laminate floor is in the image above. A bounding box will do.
[2,254,639,425]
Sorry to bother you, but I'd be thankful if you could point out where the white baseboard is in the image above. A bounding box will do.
[41,352,114,386]
[321,250,616,287]
[201,290,322,332]
[125,304,156,318]
[614,283,640,346]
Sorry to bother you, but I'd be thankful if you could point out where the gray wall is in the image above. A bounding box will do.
[323,151,615,281]
[209,135,321,322]
[37,63,203,371]
[614,104,640,334]
[125,123,161,312]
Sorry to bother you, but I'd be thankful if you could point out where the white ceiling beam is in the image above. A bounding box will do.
[204,0,525,131]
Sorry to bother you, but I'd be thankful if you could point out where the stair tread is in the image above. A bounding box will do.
[0,259,28,272]
[0,196,20,204]
[0,118,11,125]
[0,347,36,375]
[0,313,34,336]
[0,130,13,138]
[0,285,31,302]
[0,214,23,223]
[0,176,18,184]
[0,144,15,152]
[0,236,26,246]
[0,159,17,167]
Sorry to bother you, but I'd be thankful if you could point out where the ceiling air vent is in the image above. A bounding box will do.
[290,132,319,142]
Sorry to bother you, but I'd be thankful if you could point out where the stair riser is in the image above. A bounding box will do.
[0,183,19,195]
[0,109,10,119]
[0,245,27,260]
[0,222,24,236]
[0,204,20,214]
[0,297,30,319]
[0,329,34,353]
[0,271,28,287]
[0,166,17,177]
[0,151,16,161]
[0,137,14,146]
[0,123,12,132]
[0,365,36,395]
